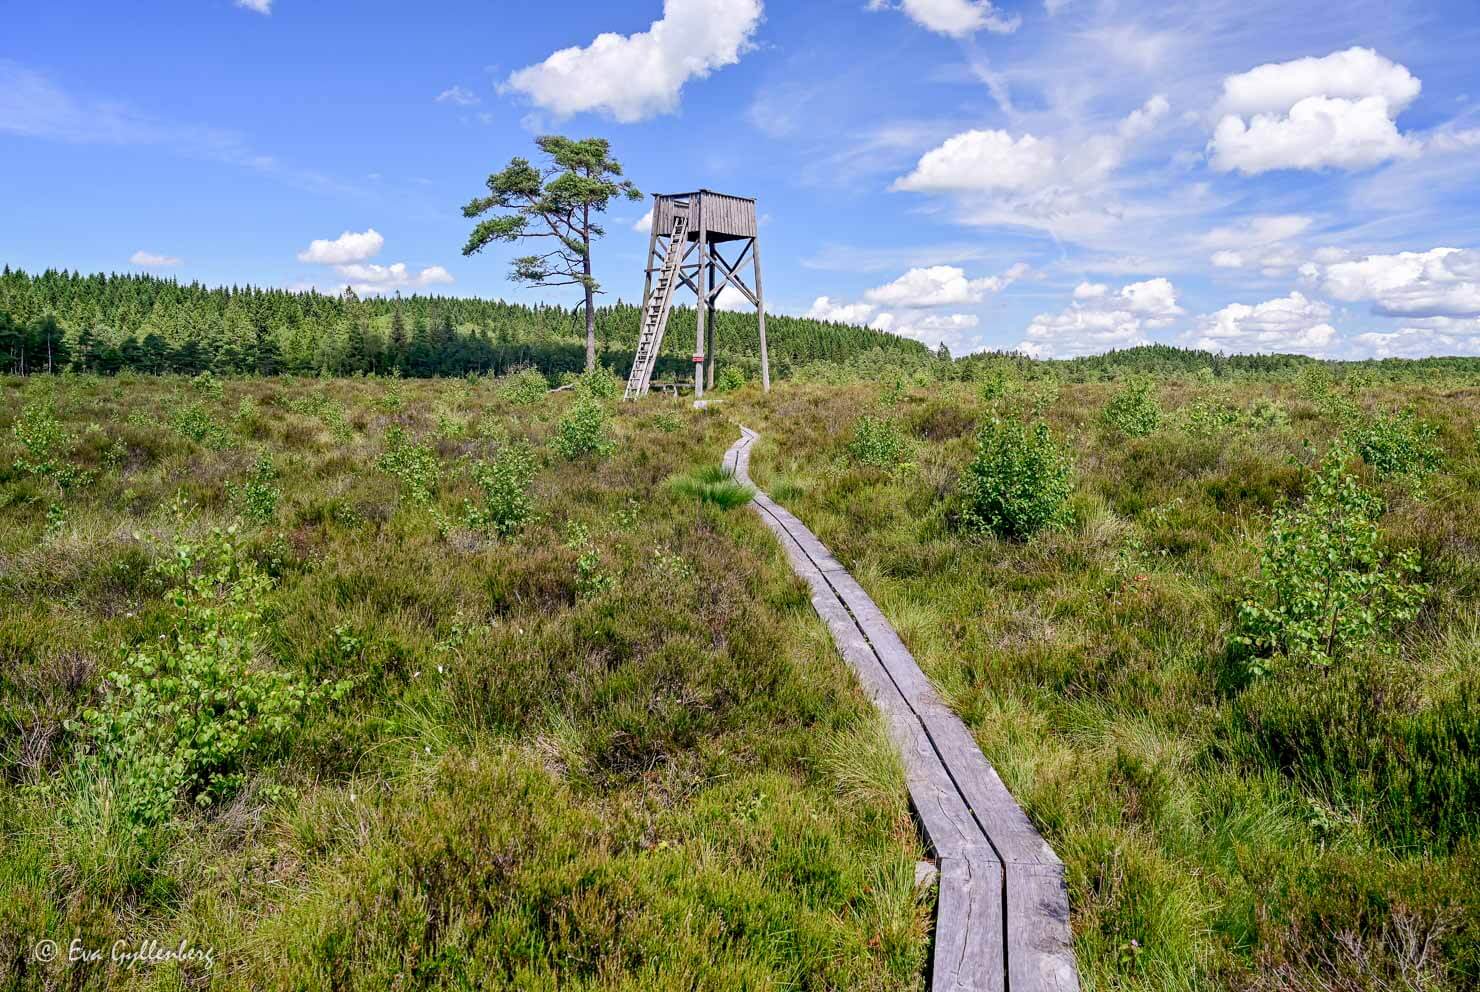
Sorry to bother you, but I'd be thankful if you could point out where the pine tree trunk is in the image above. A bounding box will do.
[582,205,595,372]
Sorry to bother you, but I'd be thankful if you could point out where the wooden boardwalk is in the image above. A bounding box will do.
[724,428,1079,992]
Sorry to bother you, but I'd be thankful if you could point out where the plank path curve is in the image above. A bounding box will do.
[725,427,1079,992]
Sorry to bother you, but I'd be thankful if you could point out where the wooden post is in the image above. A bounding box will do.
[753,234,771,392]
[694,196,707,399]
[706,255,717,391]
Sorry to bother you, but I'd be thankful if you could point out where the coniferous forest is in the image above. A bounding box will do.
[0,267,927,380]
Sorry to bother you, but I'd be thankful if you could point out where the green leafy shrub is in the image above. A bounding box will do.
[564,522,613,598]
[551,400,616,459]
[847,415,908,468]
[228,453,281,524]
[499,366,549,405]
[1183,400,1240,437]
[572,365,620,401]
[190,371,225,400]
[172,401,231,450]
[464,441,538,537]
[12,400,86,490]
[77,527,346,824]
[1236,452,1425,673]
[1244,398,1290,430]
[652,411,682,433]
[669,465,754,509]
[1351,409,1441,481]
[717,367,746,392]
[956,418,1074,540]
[377,426,441,504]
[1101,379,1162,438]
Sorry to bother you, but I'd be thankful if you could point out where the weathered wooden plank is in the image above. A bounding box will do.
[933,857,1007,992]
[1006,864,1078,992]
[726,429,1078,992]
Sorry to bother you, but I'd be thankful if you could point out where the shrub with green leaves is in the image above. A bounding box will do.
[564,522,613,598]
[573,365,620,401]
[12,400,85,490]
[498,366,549,405]
[1236,452,1426,673]
[377,425,441,504]
[1101,379,1161,437]
[172,401,232,450]
[847,415,908,469]
[551,399,616,459]
[1183,400,1240,437]
[717,366,746,392]
[956,418,1074,540]
[464,441,538,537]
[1244,398,1290,431]
[228,452,281,524]
[1351,409,1441,481]
[77,527,345,824]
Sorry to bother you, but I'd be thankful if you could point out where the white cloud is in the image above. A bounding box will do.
[1199,214,1313,274]
[331,263,454,296]
[633,208,654,233]
[297,228,384,265]
[1317,247,1480,318]
[1184,291,1337,355]
[872,311,982,353]
[235,0,271,13]
[502,0,763,123]
[436,86,480,107]
[1209,48,1422,174]
[866,0,1019,38]
[129,250,181,267]
[806,296,879,323]
[863,262,1027,307]
[1351,320,1480,358]
[1017,277,1182,358]
[892,96,1170,240]
[714,285,752,311]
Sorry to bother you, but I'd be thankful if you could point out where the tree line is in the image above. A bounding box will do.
[0,266,927,379]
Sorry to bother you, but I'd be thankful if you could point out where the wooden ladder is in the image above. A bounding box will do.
[624,211,689,401]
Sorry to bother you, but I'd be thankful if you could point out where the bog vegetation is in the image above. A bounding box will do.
[3,345,1480,991]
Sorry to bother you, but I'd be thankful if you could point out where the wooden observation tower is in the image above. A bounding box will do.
[624,190,770,401]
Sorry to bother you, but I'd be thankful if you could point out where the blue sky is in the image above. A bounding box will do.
[4,0,1480,358]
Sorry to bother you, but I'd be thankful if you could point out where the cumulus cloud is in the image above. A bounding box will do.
[863,263,1027,307]
[502,0,763,123]
[893,96,1170,239]
[235,0,271,13]
[129,250,181,267]
[872,311,982,353]
[1184,291,1337,354]
[633,208,654,233]
[1315,247,1480,318]
[866,0,1019,38]
[331,263,454,296]
[1208,48,1422,174]
[297,228,384,265]
[807,296,879,323]
[1200,215,1313,274]
[1017,277,1182,358]
[436,86,480,107]
[1351,319,1480,358]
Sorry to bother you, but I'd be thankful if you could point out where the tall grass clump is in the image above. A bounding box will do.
[1236,451,1426,674]
[669,465,754,509]
[955,418,1074,540]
